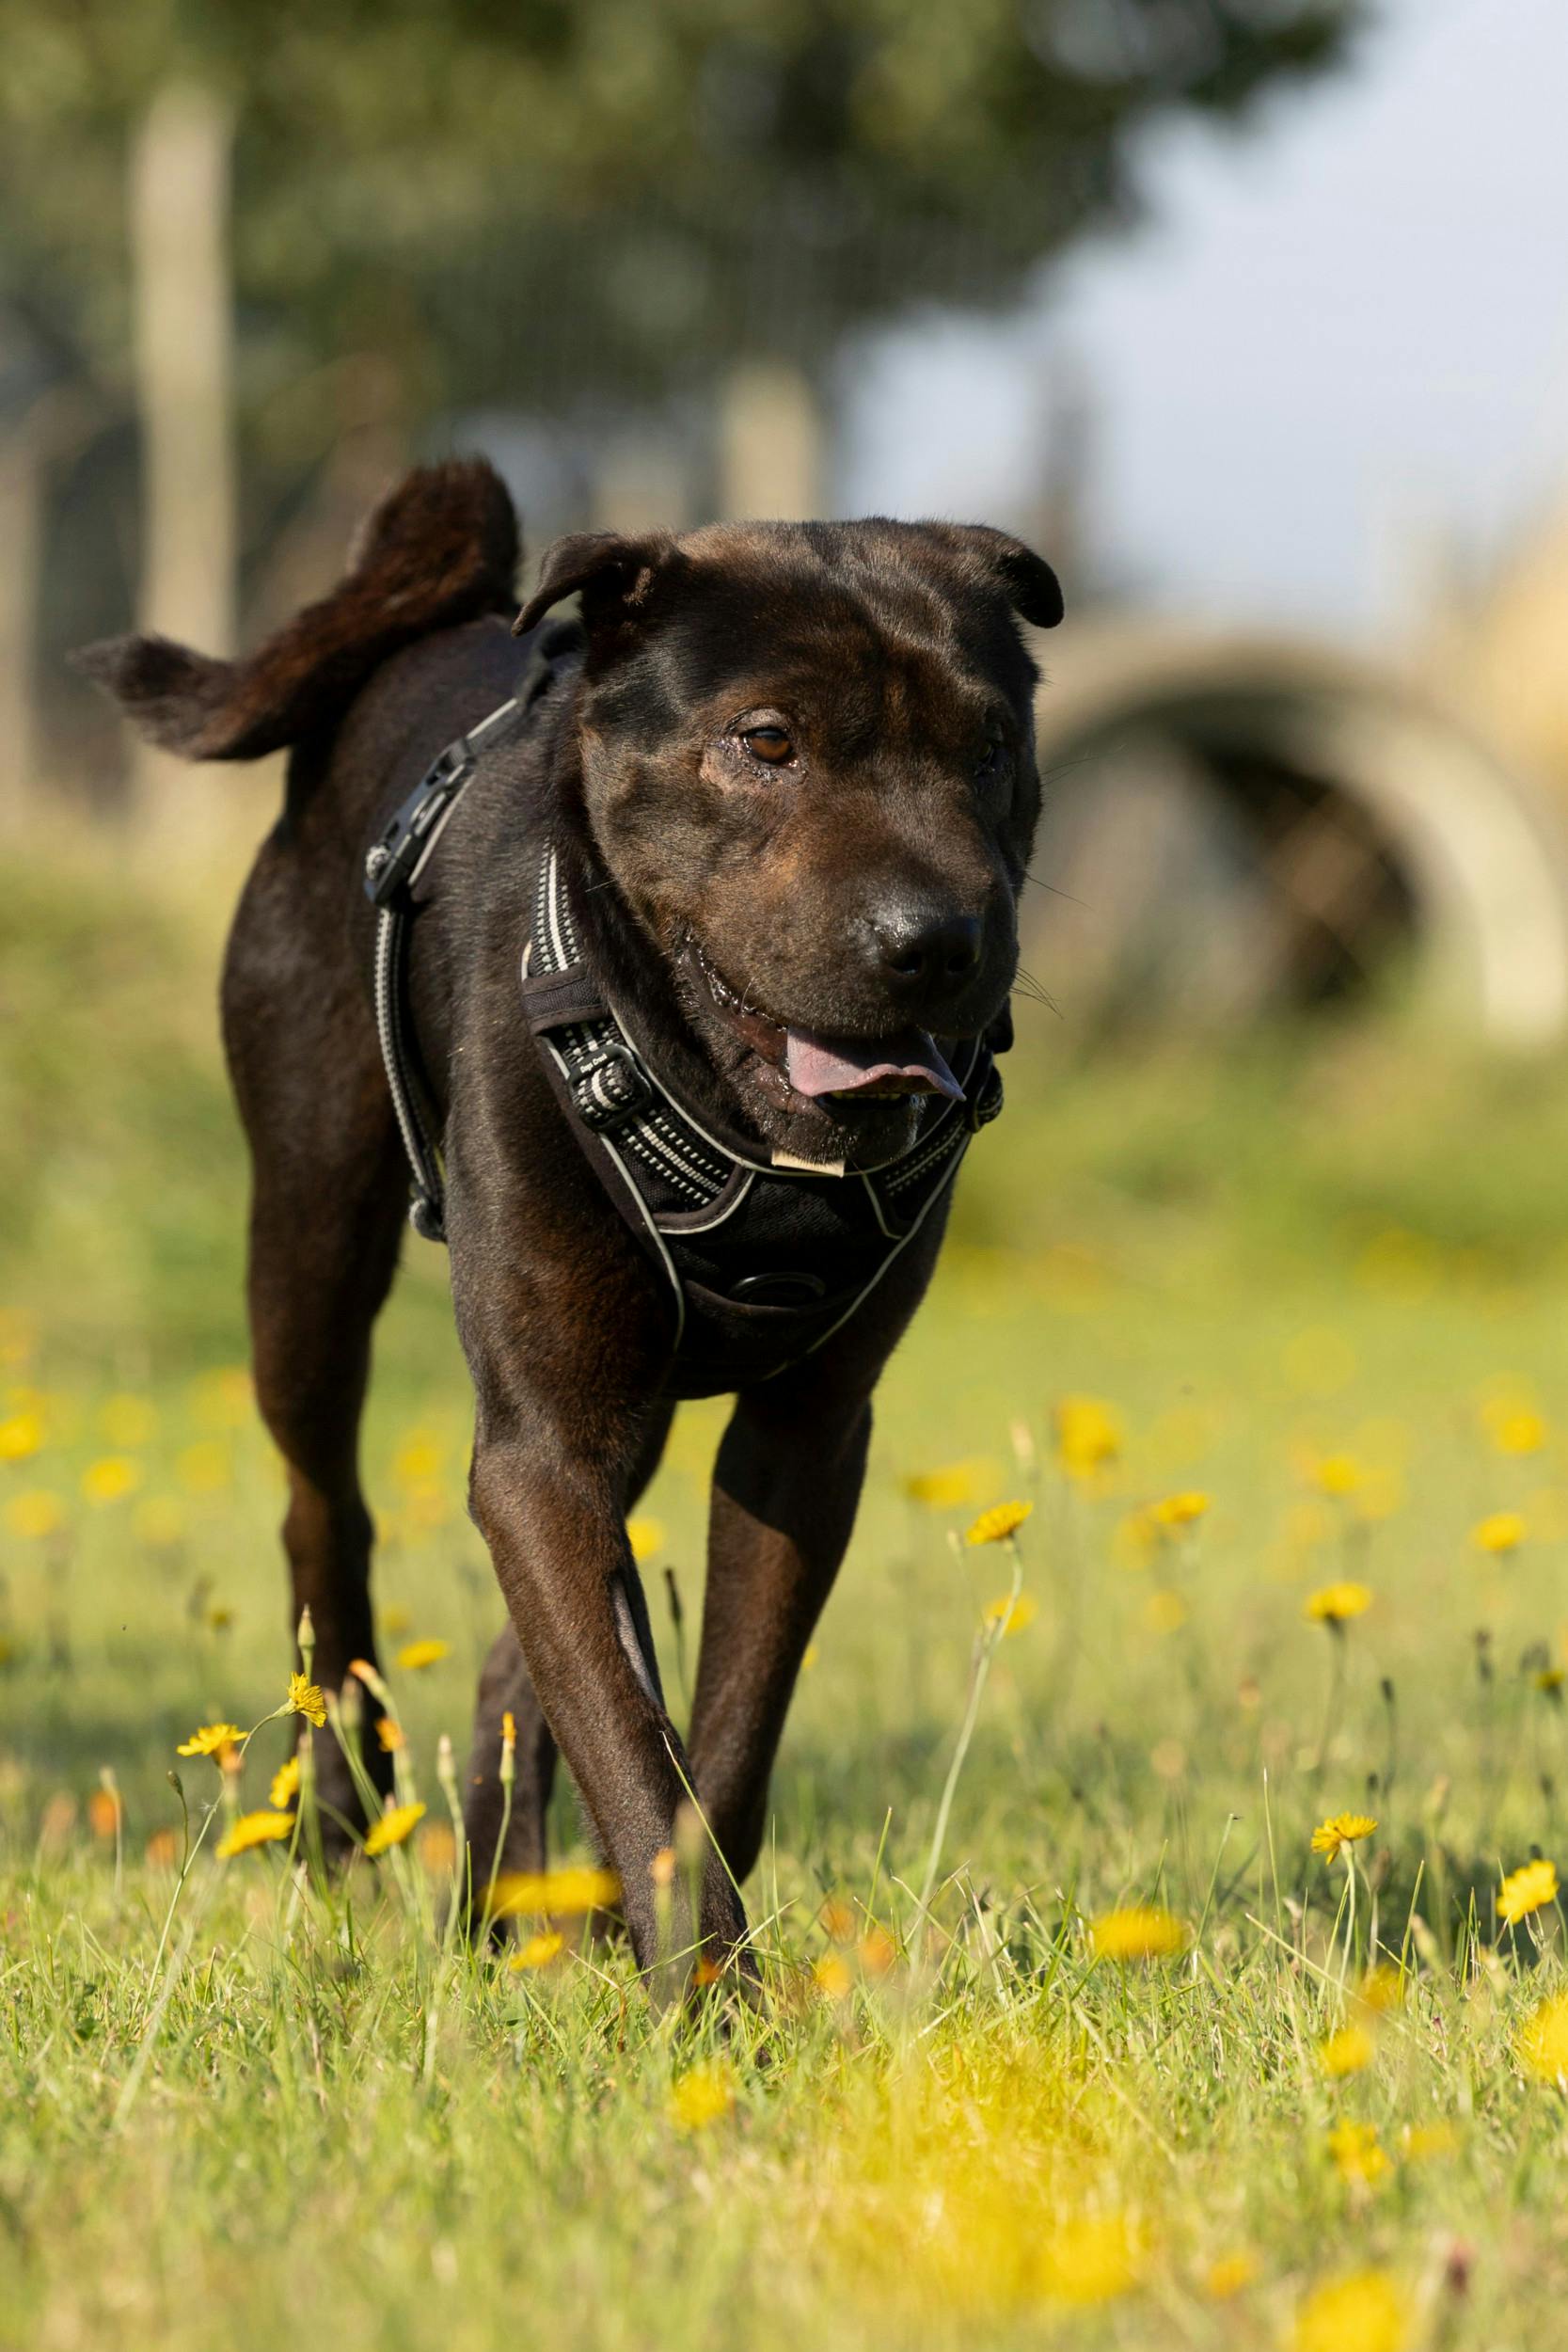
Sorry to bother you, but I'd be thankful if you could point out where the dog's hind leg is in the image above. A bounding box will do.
[223,847,409,1845]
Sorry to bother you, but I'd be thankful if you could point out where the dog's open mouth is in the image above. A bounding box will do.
[690,945,963,1104]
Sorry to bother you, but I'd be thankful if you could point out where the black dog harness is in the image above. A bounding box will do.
[365,645,1005,1395]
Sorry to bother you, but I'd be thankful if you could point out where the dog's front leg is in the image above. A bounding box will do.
[688,1374,875,1885]
[466,1409,747,1973]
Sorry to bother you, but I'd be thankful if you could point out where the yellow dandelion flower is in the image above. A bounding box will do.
[1054,1394,1121,1477]
[1473,1510,1527,1556]
[269,1755,300,1810]
[691,1957,724,1989]
[1039,2214,1135,2306]
[1149,1489,1209,1528]
[1313,1454,1364,1498]
[818,1897,855,1942]
[286,1671,327,1727]
[1305,1581,1371,1627]
[859,1929,896,1977]
[4,1489,64,1539]
[395,1637,451,1671]
[983,1590,1037,1637]
[1519,1992,1568,2084]
[1492,1407,1547,1455]
[490,1865,621,1918]
[363,1801,426,1856]
[669,2062,735,2131]
[176,1722,242,1759]
[1356,1964,1405,2014]
[1536,1666,1565,1695]
[509,1930,566,1971]
[1499,1857,1559,1925]
[1205,2252,1259,2300]
[1089,1905,1186,1961]
[82,1454,141,1505]
[0,1409,44,1462]
[813,1954,852,2001]
[1294,2269,1405,2352]
[1319,2023,1375,2078]
[1311,1813,1378,1863]
[1325,2121,1390,2186]
[99,1394,158,1448]
[626,1516,665,1564]
[903,1460,987,1508]
[965,1499,1033,1547]
[215,1809,294,1858]
[374,1715,405,1753]
[392,1431,443,1486]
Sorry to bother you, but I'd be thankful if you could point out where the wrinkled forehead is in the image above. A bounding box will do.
[584,539,1037,749]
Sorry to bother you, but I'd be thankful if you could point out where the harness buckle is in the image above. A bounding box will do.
[571,1040,654,1131]
[364,741,475,908]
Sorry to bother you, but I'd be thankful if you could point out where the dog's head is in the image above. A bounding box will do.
[517,517,1061,1168]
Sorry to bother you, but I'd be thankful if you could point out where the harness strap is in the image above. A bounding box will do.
[363,634,561,1238]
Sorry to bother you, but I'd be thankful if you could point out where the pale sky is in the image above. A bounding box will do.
[840,0,1568,632]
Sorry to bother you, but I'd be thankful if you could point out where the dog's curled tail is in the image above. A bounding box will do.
[76,458,519,762]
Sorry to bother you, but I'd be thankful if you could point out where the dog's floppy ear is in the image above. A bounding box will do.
[513,530,674,639]
[921,523,1064,630]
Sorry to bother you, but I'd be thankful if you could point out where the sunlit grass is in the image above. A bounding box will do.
[9,852,1568,2345]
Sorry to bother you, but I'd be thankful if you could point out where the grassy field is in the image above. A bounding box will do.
[8,845,1568,2349]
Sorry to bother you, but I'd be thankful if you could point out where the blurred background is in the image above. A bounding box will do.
[8,0,1568,1364]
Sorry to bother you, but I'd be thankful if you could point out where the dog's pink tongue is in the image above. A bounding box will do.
[784,1026,963,1102]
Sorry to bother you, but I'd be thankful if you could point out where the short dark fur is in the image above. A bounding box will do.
[80,461,1060,1979]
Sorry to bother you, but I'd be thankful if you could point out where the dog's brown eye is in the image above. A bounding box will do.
[742,726,795,765]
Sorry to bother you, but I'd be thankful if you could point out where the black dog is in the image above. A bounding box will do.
[83,462,1061,1974]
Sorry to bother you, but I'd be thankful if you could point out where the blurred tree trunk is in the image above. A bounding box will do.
[716,360,823,521]
[128,80,236,846]
[0,386,98,834]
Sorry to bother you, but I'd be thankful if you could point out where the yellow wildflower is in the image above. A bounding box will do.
[1401,2121,1459,2164]
[1494,1407,1547,1454]
[269,1755,301,1810]
[1054,1394,1121,1477]
[859,1929,896,1977]
[380,1602,413,1638]
[363,1801,426,1856]
[1311,1813,1378,1863]
[286,1671,327,1726]
[1536,1667,1565,1695]
[1089,1905,1186,1961]
[509,1931,566,1970]
[176,1440,230,1494]
[813,1954,852,2001]
[1499,1857,1559,1925]
[965,1499,1033,1547]
[1326,2121,1390,2186]
[176,1722,242,1759]
[626,1516,665,1563]
[87,1786,121,1839]
[1304,1581,1371,1627]
[3,1489,64,1539]
[82,1454,141,1505]
[1039,2214,1135,2305]
[1294,2270,1405,2352]
[1319,2024,1374,2078]
[1146,1587,1187,1633]
[374,1715,404,1753]
[395,1637,451,1671]
[392,1431,443,1486]
[1356,1964,1405,2014]
[1473,1510,1527,1555]
[1205,2252,1259,2300]
[903,1460,987,1508]
[490,1865,621,1917]
[669,2062,735,2131]
[1519,1992,1568,2084]
[0,1409,44,1462]
[1149,1489,1209,1528]
[983,1591,1037,1637]
[215,1810,294,1859]
[1314,1454,1364,1498]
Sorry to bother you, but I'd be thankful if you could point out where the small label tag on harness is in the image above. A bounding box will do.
[770,1148,847,1177]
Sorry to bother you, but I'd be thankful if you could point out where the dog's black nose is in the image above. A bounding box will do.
[871,904,983,1006]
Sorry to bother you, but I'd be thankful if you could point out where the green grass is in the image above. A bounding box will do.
[8,843,1568,2348]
